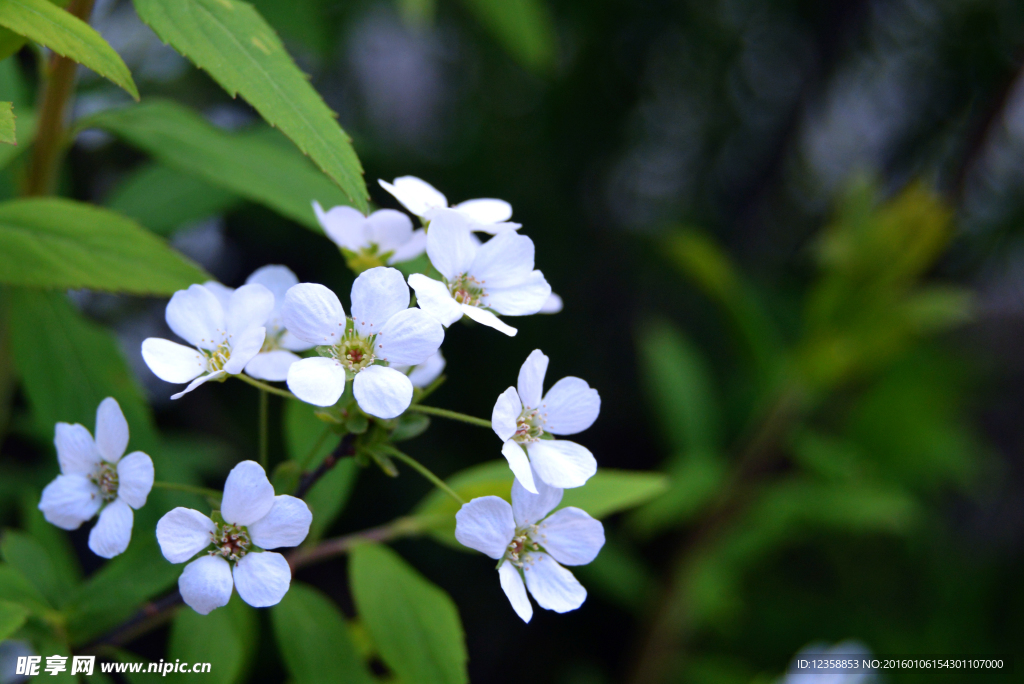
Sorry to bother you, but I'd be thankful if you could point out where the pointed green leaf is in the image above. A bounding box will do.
[132,0,367,210]
[167,595,257,684]
[0,0,138,98]
[0,101,14,144]
[0,598,29,640]
[458,0,556,72]
[0,197,210,294]
[0,530,67,608]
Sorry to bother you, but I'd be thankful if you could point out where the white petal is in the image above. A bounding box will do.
[388,228,427,264]
[54,422,100,476]
[248,496,312,549]
[165,284,225,350]
[142,338,206,384]
[367,209,414,253]
[223,326,266,375]
[484,271,552,316]
[245,350,301,382]
[203,281,234,310]
[491,387,521,442]
[502,440,538,494]
[523,552,586,613]
[88,499,133,559]
[170,370,226,400]
[179,555,233,615]
[498,561,533,623]
[156,507,215,563]
[533,508,604,566]
[221,460,276,526]
[314,202,369,251]
[406,350,445,388]
[454,198,513,224]
[94,397,129,463]
[233,552,291,608]
[278,330,315,352]
[454,496,515,559]
[38,475,101,530]
[286,357,347,407]
[541,377,600,435]
[425,211,477,280]
[474,220,523,235]
[282,283,347,346]
[353,365,413,419]
[245,265,300,307]
[116,451,154,509]
[462,304,517,336]
[469,231,533,289]
[379,176,447,216]
[540,292,563,314]
[226,283,274,337]
[376,308,444,366]
[350,267,409,336]
[516,350,548,409]
[526,440,596,489]
[408,274,462,327]
[511,477,562,528]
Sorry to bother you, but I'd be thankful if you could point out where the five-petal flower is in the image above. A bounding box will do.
[378,176,521,234]
[38,398,154,559]
[492,350,600,492]
[455,479,605,623]
[393,350,446,389]
[314,202,427,271]
[282,267,445,418]
[156,461,311,614]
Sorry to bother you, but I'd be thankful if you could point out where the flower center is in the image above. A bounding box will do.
[448,274,484,307]
[317,322,377,374]
[91,463,119,502]
[211,522,251,562]
[260,328,284,353]
[513,408,545,444]
[204,342,232,371]
[505,528,541,567]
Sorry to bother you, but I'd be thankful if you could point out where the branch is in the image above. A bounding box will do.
[293,432,356,499]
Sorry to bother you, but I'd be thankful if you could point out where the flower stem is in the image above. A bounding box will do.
[300,425,333,469]
[406,404,491,429]
[258,388,269,469]
[152,481,222,503]
[287,515,434,571]
[236,373,298,400]
[379,444,464,504]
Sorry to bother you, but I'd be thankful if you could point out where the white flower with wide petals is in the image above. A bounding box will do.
[408,211,551,337]
[378,176,521,234]
[455,479,605,623]
[156,460,311,614]
[38,398,154,559]
[314,202,427,270]
[393,350,446,388]
[491,349,600,492]
[141,283,273,399]
[282,267,445,418]
[203,266,315,382]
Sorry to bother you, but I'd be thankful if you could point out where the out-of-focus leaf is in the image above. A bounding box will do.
[458,0,556,72]
[350,544,468,684]
[560,469,669,517]
[85,100,357,231]
[250,0,329,55]
[36,637,74,683]
[7,289,158,450]
[0,102,13,144]
[0,530,67,608]
[20,494,81,594]
[0,108,33,172]
[106,164,241,236]
[132,0,368,211]
[0,198,210,293]
[286,397,340,465]
[628,457,727,536]
[0,598,28,640]
[271,582,375,684]
[0,0,138,98]
[167,595,256,684]
[573,535,654,614]
[304,461,359,542]
[0,27,25,61]
[0,563,50,613]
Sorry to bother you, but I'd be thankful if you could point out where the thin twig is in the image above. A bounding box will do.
[293,432,356,499]
[236,373,298,400]
[287,516,429,571]
[379,444,464,504]
[406,404,491,429]
[258,388,269,468]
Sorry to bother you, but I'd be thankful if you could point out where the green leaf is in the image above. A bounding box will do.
[106,163,241,236]
[0,562,51,613]
[131,0,367,210]
[0,27,26,61]
[86,100,359,230]
[0,0,138,98]
[304,460,359,542]
[7,289,158,450]
[20,493,82,595]
[458,0,556,72]
[0,108,33,173]
[0,101,13,144]
[167,595,257,684]
[0,598,29,640]
[0,198,210,293]
[350,544,468,684]
[271,583,375,684]
[0,530,67,608]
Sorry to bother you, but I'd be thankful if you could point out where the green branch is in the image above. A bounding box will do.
[406,404,491,429]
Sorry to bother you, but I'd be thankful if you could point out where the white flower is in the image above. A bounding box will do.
[393,350,446,388]
[408,211,551,337]
[282,267,445,418]
[38,398,154,559]
[141,283,273,399]
[156,460,311,615]
[492,350,600,492]
[203,266,314,382]
[378,175,521,234]
[455,478,605,623]
[313,202,427,268]
[539,293,563,314]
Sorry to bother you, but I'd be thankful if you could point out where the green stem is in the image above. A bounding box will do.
[152,481,222,502]
[379,445,464,504]
[300,425,333,469]
[406,404,491,429]
[287,515,435,571]
[236,373,299,400]
[258,388,269,469]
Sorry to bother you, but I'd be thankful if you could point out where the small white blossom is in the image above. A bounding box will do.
[156,461,311,614]
[455,479,605,623]
[141,283,273,399]
[282,267,445,418]
[393,350,446,388]
[313,202,427,268]
[38,398,154,559]
[378,175,521,233]
[204,266,314,382]
[408,211,551,337]
[492,350,600,492]
[539,293,563,314]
